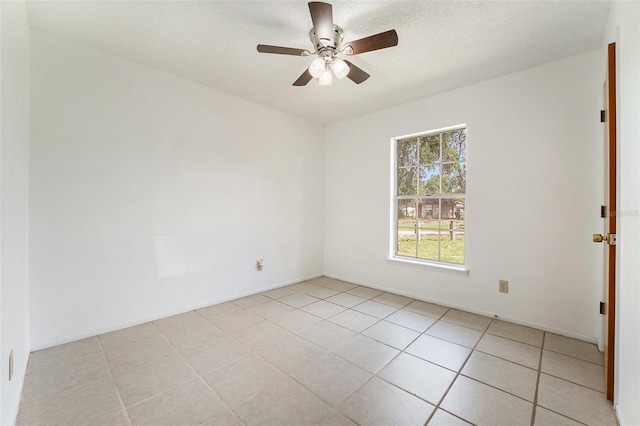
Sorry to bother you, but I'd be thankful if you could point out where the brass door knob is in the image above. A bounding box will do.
[593,234,606,243]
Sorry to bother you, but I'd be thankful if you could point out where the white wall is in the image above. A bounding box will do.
[603,2,640,425]
[324,50,603,341]
[29,31,324,350]
[0,1,31,425]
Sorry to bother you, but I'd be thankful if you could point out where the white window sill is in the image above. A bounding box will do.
[387,256,469,275]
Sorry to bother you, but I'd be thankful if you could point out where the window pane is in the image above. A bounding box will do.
[417,233,439,261]
[397,200,417,257]
[416,200,440,262]
[419,135,440,165]
[441,163,466,194]
[397,138,418,167]
[439,198,465,264]
[440,233,464,264]
[440,198,464,219]
[398,199,417,220]
[419,165,440,195]
[442,129,466,162]
[397,167,418,195]
[417,199,437,220]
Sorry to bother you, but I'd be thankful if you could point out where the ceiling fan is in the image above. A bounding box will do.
[256,2,398,86]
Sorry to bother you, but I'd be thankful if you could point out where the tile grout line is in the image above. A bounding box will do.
[153,319,249,426]
[135,317,245,415]
[96,336,134,426]
[332,374,377,426]
[530,331,546,426]
[471,333,608,391]
[539,337,609,422]
[450,322,558,409]
[239,283,432,424]
[427,408,475,426]
[152,292,599,426]
[276,286,402,425]
[542,346,607,367]
[454,371,538,406]
[329,283,604,369]
[421,316,492,425]
[534,372,609,395]
[264,280,449,347]
[279,286,512,425]
[530,333,597,426]
[535,408,590,426]
[332,312,425,419]
[329,295,452,420]
[471,344,541,370]
[29,333,177,413]
[124,388,174,411]
[17,349,105,409]
[198,299,347,425]
[300,279,604,367]
[22,278,606,426]
[291,287,434,382]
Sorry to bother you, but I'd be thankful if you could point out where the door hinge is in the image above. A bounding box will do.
[600,110,606,122]
[601,205,606,218]
[600,302,606,315]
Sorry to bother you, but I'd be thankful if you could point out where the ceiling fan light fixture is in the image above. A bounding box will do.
[256,2,398,87]
[332,58,350,79]
[309,57,326,78]
[319,69,333,85]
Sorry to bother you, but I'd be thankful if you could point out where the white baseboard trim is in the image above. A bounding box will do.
[31,273,323,351]
[32,271,600,350]
[10,357,28,426]
[323,273,600,344]
[614,404,624,426]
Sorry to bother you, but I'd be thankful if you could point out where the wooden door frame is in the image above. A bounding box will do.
[604,41,616,402]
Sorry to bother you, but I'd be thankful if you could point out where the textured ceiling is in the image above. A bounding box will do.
[26,1,611,125]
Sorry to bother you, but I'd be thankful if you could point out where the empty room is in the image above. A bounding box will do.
[1,0,639,425]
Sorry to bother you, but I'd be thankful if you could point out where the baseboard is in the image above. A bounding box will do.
[323,273,599,344]
[614,404,624,426]
[9,355,28,426]
[31,273,323,351]
[33,271,599,350]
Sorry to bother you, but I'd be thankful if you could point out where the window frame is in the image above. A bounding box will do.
[389,124,468,272]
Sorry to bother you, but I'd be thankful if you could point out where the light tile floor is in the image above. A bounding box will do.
[17,277,618,426]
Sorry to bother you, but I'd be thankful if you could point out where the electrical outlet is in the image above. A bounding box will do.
[256,259,264,272]
[9,350,14,381]
[499,280,509,293]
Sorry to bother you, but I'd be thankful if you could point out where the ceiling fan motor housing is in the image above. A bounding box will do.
[309,24,345,57]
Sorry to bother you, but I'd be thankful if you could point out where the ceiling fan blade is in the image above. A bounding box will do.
[344,29,398,55]
[257,45,310,56]
[293,69,313,86]
[344,60,370,84]
[308,2,334,43]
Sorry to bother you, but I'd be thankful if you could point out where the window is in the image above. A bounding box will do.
[393,126,466,265]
